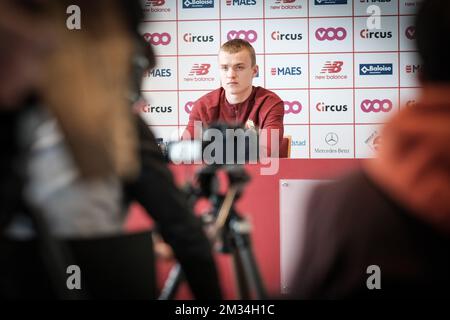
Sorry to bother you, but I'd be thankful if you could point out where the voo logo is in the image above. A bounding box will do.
[315,27,347,41]
[143,32,171,45]
[185,102,194,114]
[271,31,302,41]
[360,99,393,112]
[189,64,211,76]
[227,30,258,43]
[284,101,302,114]
[405,26,416,40]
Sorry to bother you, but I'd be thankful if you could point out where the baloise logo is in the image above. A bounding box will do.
[143,32,171,45]
[359,64,393,75]
[360,99,392,112]
[183,0,214,9]
[315,27,347,41]
[271,31,302,41]
[284,101,302,114]
[314,0,347,5]
[189,64,211,76]
[183,33,214,42]
[227,30,258,43]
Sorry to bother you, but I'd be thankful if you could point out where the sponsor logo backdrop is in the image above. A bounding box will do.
[140,0,421,159]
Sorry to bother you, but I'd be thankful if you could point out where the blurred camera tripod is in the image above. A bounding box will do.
[158,165,267,300]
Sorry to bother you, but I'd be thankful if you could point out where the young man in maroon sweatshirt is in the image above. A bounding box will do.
[182,39,284,157]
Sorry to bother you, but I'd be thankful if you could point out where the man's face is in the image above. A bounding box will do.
[219,49,258,97]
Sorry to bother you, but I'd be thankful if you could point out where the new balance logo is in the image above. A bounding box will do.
[321,61,343,74]
[189,64,211,76]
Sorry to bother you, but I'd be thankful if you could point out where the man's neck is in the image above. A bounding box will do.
[225,86,253,105]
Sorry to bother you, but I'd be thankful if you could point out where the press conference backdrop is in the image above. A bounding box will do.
[139,0,422,159]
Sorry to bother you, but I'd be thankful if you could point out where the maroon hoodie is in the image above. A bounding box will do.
[182,86,284,155]
[365,86,450,233]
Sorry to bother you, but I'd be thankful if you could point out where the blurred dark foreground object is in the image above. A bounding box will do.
[0,0,143,180]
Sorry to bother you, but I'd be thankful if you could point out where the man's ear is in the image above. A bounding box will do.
[253,64,259,78]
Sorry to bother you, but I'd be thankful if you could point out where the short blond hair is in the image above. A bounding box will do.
[220,39,256,66]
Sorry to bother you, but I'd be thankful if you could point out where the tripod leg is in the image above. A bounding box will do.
[158,263,184,300]
[231,220,268,300]
[231,250,251,299]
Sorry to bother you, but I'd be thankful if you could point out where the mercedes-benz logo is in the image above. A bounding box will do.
[325,132,338,146]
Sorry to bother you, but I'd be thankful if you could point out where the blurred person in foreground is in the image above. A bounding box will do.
[0,0,221,299]
[291,0,450,299]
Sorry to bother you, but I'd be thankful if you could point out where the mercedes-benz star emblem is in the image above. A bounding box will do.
[325,132,338,146]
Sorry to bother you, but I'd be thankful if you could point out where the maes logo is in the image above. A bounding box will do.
[183,0,214,9]
[359,64,393,75]
[406,64,421,74]
[226,0,256,6]
[271,66,302,76]
[145,68,172,77]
